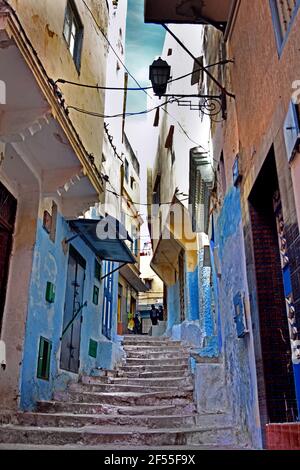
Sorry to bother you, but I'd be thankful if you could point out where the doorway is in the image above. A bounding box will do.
[117,283,122,335]
[60,246,86,373]
[102,261,114,339]
[249,150,297,425]
[0,182,17,332]
[178,250,185,322]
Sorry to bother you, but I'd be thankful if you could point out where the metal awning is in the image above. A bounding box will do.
[120,264,148,293]
[68,217,136,264]
[144,0,237,32]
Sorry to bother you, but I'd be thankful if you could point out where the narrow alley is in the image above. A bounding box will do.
[0,0,300,454]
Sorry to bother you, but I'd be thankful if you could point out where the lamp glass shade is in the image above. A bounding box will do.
[149,57,171,97]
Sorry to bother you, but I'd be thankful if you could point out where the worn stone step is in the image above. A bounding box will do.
[14,412,197,429]
[123,343,185,352]
[122,335,169,342]
[53,389,194,407]
[68,382,193,394]
[0,443,244,450]
[122,340,183,347]
[125,351,188,360]
[119,364,188,373]
[117,370,191,379]
[36,401,195,416]
[0,424,236,447]
[110,377,193,387]
[82,370,191,381]
[125,357,189,366]
[80,376,193,387]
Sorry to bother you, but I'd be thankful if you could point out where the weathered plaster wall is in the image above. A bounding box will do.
[213,186,262,448]
[19,210,119,410]
[9,0,109,168]
[0,183,39,411]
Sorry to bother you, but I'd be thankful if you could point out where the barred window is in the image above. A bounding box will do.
[270,0,300,49]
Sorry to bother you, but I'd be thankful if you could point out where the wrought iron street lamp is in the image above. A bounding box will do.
[149,57,229,118]
[149,57,171,98]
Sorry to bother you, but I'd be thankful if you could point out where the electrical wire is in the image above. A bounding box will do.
[55,61,234,91]
[67,99,171,119]
[106,188,189,206]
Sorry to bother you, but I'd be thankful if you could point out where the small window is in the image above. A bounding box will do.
[144,279,152,290]
[153,175,161,205]
[43,210,52,234]
[37,337,52,381]
[171,149,176,165]
[43,201,57,242]
[130,176,135,189]
[270,0,300,51]
[63,0,83,72]
[50,202,57,242]
[93,285,99,305]
[124,159,129,183]
[283,101,300,161]
[218,152,226,198]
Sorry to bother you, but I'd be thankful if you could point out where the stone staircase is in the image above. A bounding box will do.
[0,335,238,449]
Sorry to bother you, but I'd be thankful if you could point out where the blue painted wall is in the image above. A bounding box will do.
[186,266,200,322]
[213,186,262,448]
[19,212,120,410]
[167,280,180,330]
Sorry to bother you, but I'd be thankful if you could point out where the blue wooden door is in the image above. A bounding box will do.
[102,261,114,339]
[60,246,86,373]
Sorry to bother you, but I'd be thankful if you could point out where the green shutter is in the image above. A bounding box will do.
[37,337,52,380]
[89,339,98,358]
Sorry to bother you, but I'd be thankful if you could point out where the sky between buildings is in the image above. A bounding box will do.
[124,0,165,244]
[125,0,165,113]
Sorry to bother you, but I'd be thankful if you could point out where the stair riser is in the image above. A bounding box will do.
[69,384,193,393]
[14,414,197,429]
[125,359,188,366]
[53,391,194,407]
[122,337,173,343]
[36,402,195,416]
[85,371,191,380]
[119,365,188,372]
[76,378,193,387]
[0,428,236,447]
[125,353,189,360]
[111,378,193,387]
[117,371,191,378]
[123,347,186,353]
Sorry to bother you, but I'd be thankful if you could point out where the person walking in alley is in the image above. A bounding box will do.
[133,311,141,334]
[127,311,135,334]
[158,305,164,321]
[150,304,159,326]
